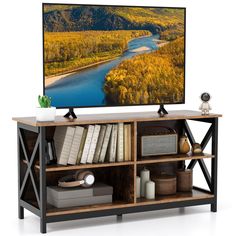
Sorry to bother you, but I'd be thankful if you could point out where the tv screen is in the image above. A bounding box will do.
[43,4,186,108]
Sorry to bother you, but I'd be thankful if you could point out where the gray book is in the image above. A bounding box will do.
[93,125,106,163]
[54,126,76,165]
[108,124,118,162]
[68,126,84,165]
[99,124,112,163]
[47,194,112,208]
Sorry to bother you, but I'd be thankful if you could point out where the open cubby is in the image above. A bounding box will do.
[13,110,221,233]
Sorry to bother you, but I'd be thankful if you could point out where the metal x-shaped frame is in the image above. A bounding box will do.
[18,127,40,207]
[17,124,47,233]
[183,118,218,212]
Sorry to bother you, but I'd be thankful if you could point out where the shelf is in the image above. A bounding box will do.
[46,201,133,216]
[23,160,134,172]
[136,189,214,206]
[137,153,214,165]
[45,189,213,217]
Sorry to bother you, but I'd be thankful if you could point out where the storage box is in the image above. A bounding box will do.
[153,175,177,195]
[47,183,113,208]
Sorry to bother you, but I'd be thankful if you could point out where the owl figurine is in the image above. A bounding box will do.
[179,135,190,154]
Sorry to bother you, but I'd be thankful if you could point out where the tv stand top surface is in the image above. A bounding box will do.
[12,110,222,127]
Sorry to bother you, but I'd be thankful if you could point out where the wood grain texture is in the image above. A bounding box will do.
[45,189,214,216]
[22,160,134,172]
[13,110,222,127]
[137,153,214,165]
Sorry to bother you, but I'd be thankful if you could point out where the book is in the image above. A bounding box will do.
[47,183,113,208]
[93,125,106,163]
[54,126,76,165]
[48,142,53,161]
[124,124,131,161]
[117,123,124,162]
[47,183,113,200]
[67,126,84,165]
[87,125,101,163]
[80,125,95,164]
[99,124,112,163]
[47,194,112,208]
[108,124,118,162]
[76,128,88,164]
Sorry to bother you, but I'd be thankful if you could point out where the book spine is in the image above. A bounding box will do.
[99,124,112,163]
[67,126,84,165]
[109,124,118,162]
[117,123,124,162]
[53,126,67,163]
[87,125,101,163]
[127,124,132,161]
[80,125,95,164]
[58,127,75,165]
[76,128,88,164]
[93,125,106,163]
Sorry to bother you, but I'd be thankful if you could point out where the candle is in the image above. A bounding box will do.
[145,181,155,200]
[136,176,141,198]
[140,168,150,197]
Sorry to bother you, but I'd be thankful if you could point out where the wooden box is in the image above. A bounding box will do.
[153,175,177,195]
[177,169,193,192]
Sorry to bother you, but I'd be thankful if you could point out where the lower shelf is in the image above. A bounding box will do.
[136,189,213,205]
[46,189,214,217]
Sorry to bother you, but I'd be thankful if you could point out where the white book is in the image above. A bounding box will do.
[108,124,118,163]
[117,123,124,162]
[99,124,112,163]
[67,126,84,165]
[93,125,106,163]
[87,125,101,163]
[80,125,95,164]
[54,126,75,165]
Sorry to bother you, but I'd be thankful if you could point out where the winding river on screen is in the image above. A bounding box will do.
[45,34,160,107]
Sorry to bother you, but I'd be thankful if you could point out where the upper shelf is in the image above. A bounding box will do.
[13,110,222,127]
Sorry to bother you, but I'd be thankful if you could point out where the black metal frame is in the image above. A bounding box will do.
[17,117,218,233]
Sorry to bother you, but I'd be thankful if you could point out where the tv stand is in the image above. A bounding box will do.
[64,108,77,119]
[157,104,168,116]
[12,110,221,233]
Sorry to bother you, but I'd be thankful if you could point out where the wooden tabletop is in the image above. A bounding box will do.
[12,110,222,127]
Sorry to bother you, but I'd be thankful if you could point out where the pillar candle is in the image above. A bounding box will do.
[136,176,141,198]
[140,168,150,197]
[145,181,155,200]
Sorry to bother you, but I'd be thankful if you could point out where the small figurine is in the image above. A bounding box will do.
[179,135,190,154]
[199,92,211,115]
[192,143,203,155]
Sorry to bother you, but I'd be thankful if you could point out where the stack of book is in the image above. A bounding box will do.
[47,183,113,208]
[53,123,132,165]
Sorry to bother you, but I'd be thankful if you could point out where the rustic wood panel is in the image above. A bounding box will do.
[45,189,214,216]
[13,110,222,127]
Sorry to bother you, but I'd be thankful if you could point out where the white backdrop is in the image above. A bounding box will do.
[0,0,235,235]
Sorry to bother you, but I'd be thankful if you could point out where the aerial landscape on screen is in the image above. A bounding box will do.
[44,4,185,107]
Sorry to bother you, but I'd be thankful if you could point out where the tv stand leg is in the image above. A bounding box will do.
[64,108,77,119]
[117,214,123,222]
[18,206,24,219]
[157,104,168,116]
[211,203,217,212]
[40,219,47,234]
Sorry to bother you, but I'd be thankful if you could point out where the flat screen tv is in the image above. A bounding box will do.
[43,3,186,112]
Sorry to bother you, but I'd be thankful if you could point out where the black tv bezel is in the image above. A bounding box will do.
[42,3,186,109]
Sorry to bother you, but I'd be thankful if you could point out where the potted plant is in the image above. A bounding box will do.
[36,95,56,122]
